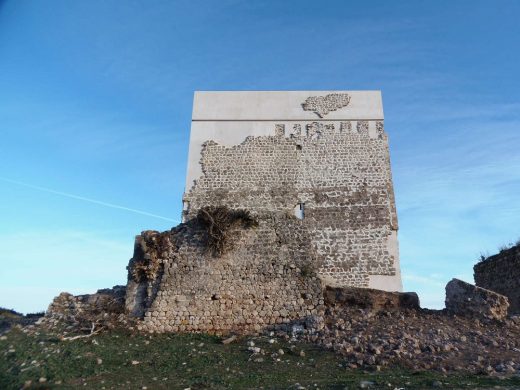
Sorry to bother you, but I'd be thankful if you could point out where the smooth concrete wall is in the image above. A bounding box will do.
[192,91,384,121]
[369,231,403,292]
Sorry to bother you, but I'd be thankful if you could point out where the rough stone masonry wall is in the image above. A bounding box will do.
[126,213,325,334]
[183,120,398,288]
[474,244,520,314]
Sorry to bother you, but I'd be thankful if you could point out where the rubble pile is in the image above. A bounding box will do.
[39,269,519,376]
[43,286,129,333]
[301,287,520,375]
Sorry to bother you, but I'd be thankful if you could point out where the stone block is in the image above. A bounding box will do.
[445,278,509,320]
[323,286,419,311]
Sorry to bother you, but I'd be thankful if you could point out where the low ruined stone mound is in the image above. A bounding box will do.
[45,286,127,332]
[445,278,509,320]
[324,286,419,311]
[0,308,43,334]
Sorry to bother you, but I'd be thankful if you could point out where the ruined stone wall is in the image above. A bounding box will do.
[126,213,325,334]
[123,91,405,334]
[474,245,520,314]
[183,120,398,288]
[45,286,127,330]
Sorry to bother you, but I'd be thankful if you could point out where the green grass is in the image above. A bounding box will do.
[1,328,520,389]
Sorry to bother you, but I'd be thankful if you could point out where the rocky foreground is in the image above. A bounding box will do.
[5,326,520,389]
[223,281,516,377]
[7,278,519,382]
[304,305,520,375]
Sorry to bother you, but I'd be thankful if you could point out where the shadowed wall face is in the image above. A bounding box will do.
[474,245,520,314]
[183,91,402,292]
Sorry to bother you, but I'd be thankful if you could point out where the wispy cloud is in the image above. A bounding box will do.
[0,177,180,223]
[394,98,520,311]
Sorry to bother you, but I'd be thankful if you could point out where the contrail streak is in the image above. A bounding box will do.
[0,177,179,223]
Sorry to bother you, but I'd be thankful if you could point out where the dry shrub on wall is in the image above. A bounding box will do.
[196,206,258,257]
[130,233,171,283]
[131,259,162,283]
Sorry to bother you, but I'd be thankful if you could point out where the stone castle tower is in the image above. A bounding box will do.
[182,91,402,292]
[124,90,402,333]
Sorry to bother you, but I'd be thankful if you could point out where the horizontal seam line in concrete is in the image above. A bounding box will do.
[192,119,384,122]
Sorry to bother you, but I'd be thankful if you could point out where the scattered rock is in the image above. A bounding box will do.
[300,296,520,375]
[495,363,505,372]
[291,324,305,335]
[222,335,237,345]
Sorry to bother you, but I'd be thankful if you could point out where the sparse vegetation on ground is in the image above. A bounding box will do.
[2,326,520,389]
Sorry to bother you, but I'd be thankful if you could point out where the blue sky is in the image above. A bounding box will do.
[1,0,519,313]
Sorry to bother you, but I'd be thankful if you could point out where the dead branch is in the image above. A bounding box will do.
[61,322,104,341]
[196,206,258,257]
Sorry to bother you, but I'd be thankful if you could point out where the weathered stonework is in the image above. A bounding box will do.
[126,213,325,334]
[121,91,402,334]
[474,244,520,314]
[184,91,402,291]
[324,286,420,311]
[45,286,127,330]
[301,93,351,118]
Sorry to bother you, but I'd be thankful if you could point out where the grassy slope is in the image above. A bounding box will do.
[2,329,520,389]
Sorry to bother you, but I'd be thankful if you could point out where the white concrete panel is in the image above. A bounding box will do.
[369,230,403,292]
[192,91,383,121]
